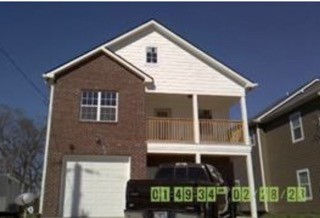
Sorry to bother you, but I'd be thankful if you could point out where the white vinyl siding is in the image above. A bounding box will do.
[80,90,118,122]
[289,112,304,143]
[112,31,244,96]
[296,168,313,200]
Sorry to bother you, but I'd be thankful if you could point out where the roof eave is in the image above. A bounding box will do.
[43,47,153,84]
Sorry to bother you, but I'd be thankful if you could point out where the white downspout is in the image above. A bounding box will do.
[39,84,55,213]
[256,126,269,212]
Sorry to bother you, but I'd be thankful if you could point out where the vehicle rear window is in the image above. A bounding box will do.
[155,167,174,180]
[175,168,187,180]
[188,167,208,181]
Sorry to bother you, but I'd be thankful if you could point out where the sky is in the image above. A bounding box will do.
[0,2,320,121]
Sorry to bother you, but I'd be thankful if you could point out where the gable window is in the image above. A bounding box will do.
[80,90,118,122]
[296,168,313,200]
[289,112,304,143]
[146,47,157,63]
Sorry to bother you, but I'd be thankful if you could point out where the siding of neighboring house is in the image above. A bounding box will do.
[110,30,245,96]
[42,52,147,217]
[256,97,320,213]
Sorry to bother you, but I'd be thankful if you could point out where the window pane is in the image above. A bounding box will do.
[175,168,187,180]
[299,172,308,184]
[146,47,157,63]
[188,168,208,181]
[101,91,117,106]
[294,127,302,139]
[81,106,97,120]
[291,117,300,128]
[82,91,98,106]
[155,168,174,180]
[305,185,311,198]
[100,108,116,121]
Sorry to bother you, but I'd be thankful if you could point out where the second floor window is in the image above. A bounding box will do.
[80,90,118,122]
[146,47,157,63]
[289,112,304,143]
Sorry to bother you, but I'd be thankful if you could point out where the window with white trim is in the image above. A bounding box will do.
[289,112,304,143]
[146,47,157,63]
[80,90,118,122]
[296,168,313,200]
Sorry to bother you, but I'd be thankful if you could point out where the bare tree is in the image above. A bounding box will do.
[0,105,45,193]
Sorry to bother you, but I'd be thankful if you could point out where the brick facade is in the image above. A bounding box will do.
[42,52,147,217]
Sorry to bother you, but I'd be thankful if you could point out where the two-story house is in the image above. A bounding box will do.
[251,78,320,214]
[39,20,258,218]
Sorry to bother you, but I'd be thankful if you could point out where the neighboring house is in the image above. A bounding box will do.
[39,20,259,218]
[0,174,20,212]
[251,78,320,214]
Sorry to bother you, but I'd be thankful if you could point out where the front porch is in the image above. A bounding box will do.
[147,117,244,144]
[146,93,250,145]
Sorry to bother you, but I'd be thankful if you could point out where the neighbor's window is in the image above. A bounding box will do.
[146,47,157,63]
[80,90,118,122]
[289,112,304,143]
[296,168,313,200]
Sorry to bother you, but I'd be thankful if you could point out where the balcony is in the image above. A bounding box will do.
[146,93,248,145]
[147,117,244,144]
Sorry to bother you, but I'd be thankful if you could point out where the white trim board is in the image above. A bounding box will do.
[147,142,252,156]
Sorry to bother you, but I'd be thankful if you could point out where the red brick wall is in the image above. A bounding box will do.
[42,53,147,217]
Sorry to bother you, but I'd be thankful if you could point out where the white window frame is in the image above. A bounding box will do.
[296,168,313,200]
[289,112,304,143]
[146,46,157,64]
[80,90,118,123]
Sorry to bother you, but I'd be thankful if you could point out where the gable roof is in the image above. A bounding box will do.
[43,47,153,83]
[253,78,320,123]
[44,19,256,89]
[105,20,257,90]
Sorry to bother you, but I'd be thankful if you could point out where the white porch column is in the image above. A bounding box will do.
[192,94,200,144]
[195,152,201,163]
[240,96,250,145]
[246,153,258,218]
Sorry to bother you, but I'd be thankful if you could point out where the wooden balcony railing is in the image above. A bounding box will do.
[147,117,194,143]
[199,119,244,144]
[147,117,244,144]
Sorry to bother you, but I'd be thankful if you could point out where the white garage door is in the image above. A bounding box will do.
[62,156,130,218]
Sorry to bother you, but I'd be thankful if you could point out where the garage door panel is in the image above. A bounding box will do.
[62,157,130,218]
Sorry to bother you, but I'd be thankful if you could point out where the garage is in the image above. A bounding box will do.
[62,156,130,218]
